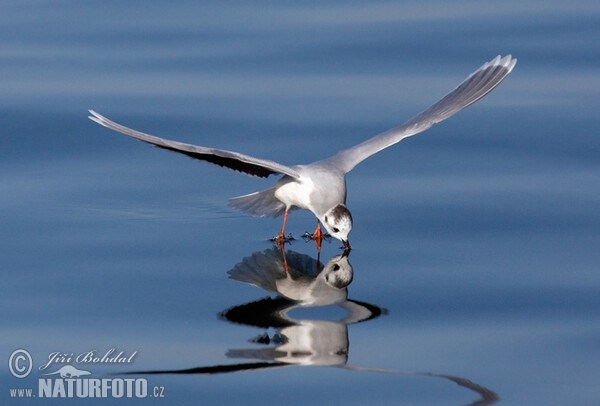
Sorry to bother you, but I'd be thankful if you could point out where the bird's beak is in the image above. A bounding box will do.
[342,239,351,251]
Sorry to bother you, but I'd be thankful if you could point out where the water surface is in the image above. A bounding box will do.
[2,1,599,404]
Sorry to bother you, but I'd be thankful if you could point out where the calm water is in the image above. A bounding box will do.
[2,1,600,404]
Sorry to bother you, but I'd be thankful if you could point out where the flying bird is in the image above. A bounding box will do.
[89,55,516,250]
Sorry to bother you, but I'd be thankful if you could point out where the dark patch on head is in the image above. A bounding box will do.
[330,204,352,223]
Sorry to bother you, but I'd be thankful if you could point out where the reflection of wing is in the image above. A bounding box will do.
[219,295,386,330]
[340,299,386,324]
[227,248,321,294]
[421,373,499,406]
[325,55,516,173]
[227,249,285,293]
[122,362,288,375]
[88,110,300,179]
[125,364,497,405]
[340,365,499,406]
[218,296,295,329]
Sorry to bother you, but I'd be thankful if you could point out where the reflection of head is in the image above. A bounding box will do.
[321,254,353,289]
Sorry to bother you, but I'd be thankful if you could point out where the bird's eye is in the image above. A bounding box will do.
[333,227,339,233]
[333,264,340,271]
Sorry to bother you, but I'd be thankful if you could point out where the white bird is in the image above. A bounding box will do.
[89,55,516,250]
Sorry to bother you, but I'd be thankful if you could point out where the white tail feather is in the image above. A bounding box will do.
[228,187,286,218]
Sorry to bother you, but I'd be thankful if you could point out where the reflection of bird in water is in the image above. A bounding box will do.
[224,248,380,367]
[89,55,515,250]
[125,248,498,405]
[227,247,353,306]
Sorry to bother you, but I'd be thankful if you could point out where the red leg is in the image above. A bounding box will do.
[312,220,324,252]
[276,210,288,247]
[278,243,289,272]
[316,247,321,273]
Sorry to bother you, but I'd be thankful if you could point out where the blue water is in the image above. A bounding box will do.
[2,1,600,404]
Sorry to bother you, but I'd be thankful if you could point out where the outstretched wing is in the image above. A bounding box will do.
[88,110,300,179]
[324,55,516,173]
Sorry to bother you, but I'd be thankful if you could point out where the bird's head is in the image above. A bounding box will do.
[321,204,352,249]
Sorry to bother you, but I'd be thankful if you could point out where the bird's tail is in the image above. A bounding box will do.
[228,187,286,218]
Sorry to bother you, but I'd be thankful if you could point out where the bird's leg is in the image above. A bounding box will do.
[312,220,324,252]
[316,247,321,273]
[278,242,289,272]
[276,210,289,248]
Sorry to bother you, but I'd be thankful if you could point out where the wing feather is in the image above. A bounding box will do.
[325,55,516,173]
[88,110,300,179]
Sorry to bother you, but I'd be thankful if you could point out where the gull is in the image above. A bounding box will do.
[89,55,516,250]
